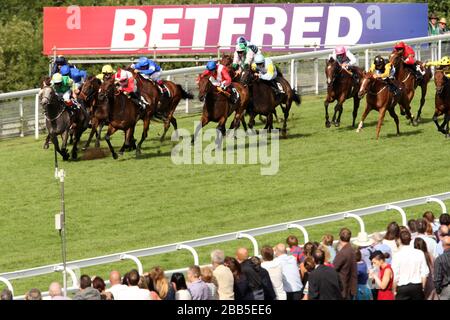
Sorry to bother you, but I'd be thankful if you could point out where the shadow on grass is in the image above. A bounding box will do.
[385,129,424,138]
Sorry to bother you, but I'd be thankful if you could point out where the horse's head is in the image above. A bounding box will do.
[434,69,448,96]
[197,76,212,102]
[325,58,341,87]
[389,51,402,69]
[358,71,374,99]
[220,55,233,67]
[240,68,255,87]
[79,76,101,102]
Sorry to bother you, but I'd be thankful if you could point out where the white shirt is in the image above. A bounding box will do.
[416,234,437,256]
[274,254,303,293]
[392,245,429,286]
[261,259,287,300]
[175,289,192,300]
[118,286,152,300]
[105,283,128,300]
[382,239,399,255]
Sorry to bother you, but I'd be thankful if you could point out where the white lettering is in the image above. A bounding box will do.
[366,5,381,30]
[218,7,251,48]
[251,7,287,49]
[66,5,81,30]
[185,8,220,49]
[289,7,323,48]
[111,9,148,51]
[325,6,363,46]
[148,8,183,50]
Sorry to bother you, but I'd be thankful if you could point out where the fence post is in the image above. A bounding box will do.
[19,97,24,137]
[416,44,421,62]
[387,205,407,226]
[120,254,144,276]
[287,224,309,244]
[35,93,39,140]
[344,213,366,233]
[438,40,442,60]
[365,49,369,72]
[0,276,14,296]
[177,244,200,266]
[427,197,448,214]
[314,58,319,95]
[290,59,295,88]
[185,75,189,113]
[237,232,259,257]
[53,265,78,293]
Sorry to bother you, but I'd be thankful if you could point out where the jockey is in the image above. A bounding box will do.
[330,46,359,83]
[199,60,238,104]
[132,57,167,94]
[62,65,87,99]
[51,72,78,115]
[51,55,69,75]
[114,68,148,111]
[96,65,115,82]
[393,41,425,80]
[369,55,400,96]
[425,56,450,77]
[232,36,261,73]
[251,53,283,98]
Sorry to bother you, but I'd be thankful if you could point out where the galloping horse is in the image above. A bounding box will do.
[240,69,301,137]
[356,72,413,139]
[389,50,432,122]
[98,77,141,159]
[432,69,450,136]
[324,58,362,128]
[192,76,249,144]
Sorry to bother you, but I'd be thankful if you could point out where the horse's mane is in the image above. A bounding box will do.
[41,76,51,88]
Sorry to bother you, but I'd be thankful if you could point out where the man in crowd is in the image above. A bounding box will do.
[308,249,343,300]
[274,243,303,300]
[211,249,235,300]
[434,233,450,300]
[105,270,128,300]
[48,282,70,300]
[73,275,101,300]
[120,269,151,300]
[333,228,357,300]
[236,247,265,300]
[187,265,210,300]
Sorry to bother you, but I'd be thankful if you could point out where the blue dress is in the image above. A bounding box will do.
[355,261,373,300]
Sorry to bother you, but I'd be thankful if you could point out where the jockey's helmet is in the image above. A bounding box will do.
[254,53,265,64]
[138,56,150,68]
[237,36,247,45]
[52,73,63,84]
[206,61,217,71]
[60,65,71,76]
[374,55,385,68]
[55,55,67,65]
[394,41,405,50]
[335,46,346,55]
[236,44,245,53]
[440,56,450,65]
[102,65,115,74]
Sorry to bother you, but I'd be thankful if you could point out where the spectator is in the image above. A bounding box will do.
[235,247,264,300]
[383,222,400,255]
[201,266,219,300]
[260,245,286,300]
[211,249,234,300]
[224,256,253,300]
[300,256,316,300]
[25,288,42,300]
[407,219,418,239]
[416,218,437,256]
[48,282,70,300]
[334,228,357,300]
[435,225,450,257]
[300,242,317,283]
[187,265,209,300]
[250,256,276,300]
[369,251,394,300]
[274,243,303,300]
[355,249,372,300]
[145,274,162,300]
[122,272,130,286]
[423,211,439,233]
[308,249,343,300]
[414,238,437,300]
[440,213,450,227]
[318,244,334,267]
[370,232,392,264]
[321,234,336,262]
[286,235,305,264]
[1,289,13,300]
[352,231,374,270]
[439,18,449,34]
[92,276,113,300]
[106,270,127,300]
[149,266,175,300]
[73,275,101,300]
[120,269,151,300]
[434,234,450,300]
[171,272,192,300]
[429,13,440,36]
[392,230,429,300]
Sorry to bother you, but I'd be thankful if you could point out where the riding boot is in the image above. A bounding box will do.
[386,78,400,97]
[229,86,239,104]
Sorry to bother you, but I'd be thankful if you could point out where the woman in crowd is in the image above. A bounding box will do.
[355,249,372,300]
[149,266,175,300]
[299,242,317,285]
[224,256,253,300]
[383,222,400,255]
[321,234,336,262]
[171,272,192,300]
[413,238,437,300]
[92,276,113,300]
[201,266,219,300]
[369,251,394,300]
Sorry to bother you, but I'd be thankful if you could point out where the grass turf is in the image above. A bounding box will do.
[1,88,449,296]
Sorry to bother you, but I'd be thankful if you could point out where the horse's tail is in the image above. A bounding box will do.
[177,85,194,100]
[292,89,301,106]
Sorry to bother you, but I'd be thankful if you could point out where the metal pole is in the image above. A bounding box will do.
[314,58,319,95]
[58,169,67,297]
[438,40,442,60]
[290,59,295,88]
[35,94,39,140]
[185,75,189,113]
[19,97,24,137]
[365,49,369,72]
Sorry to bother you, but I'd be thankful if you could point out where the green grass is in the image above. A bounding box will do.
[1,88,449,296]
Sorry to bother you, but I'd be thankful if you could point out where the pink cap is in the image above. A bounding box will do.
[335,46,346,55]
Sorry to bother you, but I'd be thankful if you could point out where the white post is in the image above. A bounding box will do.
[427,197,448,214]
[53,265,78,293]
[365,49,369,72]
[19,97,24,137]
[0,277,14,296]
[438,40,442,60]
[314,58,319,95]
[344,213,366,233]
[185,76,189,113]
[120,254,144,275]
[35,93,39,140]
[416,44,421,62]
[177,244,200,266]
[237,232,259,257]
[287,224,309,243]
[290,59,295,88]
[387,205,407,226]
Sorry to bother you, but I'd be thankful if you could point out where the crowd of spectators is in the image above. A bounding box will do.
[1,211,449,301]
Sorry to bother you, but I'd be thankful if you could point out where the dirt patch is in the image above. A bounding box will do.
[81,147,109,160]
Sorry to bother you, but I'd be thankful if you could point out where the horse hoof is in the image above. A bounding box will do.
[416,117,422,123]
[43,144,49,150]
[325,121,331,128]
[334,122,340,127]
[72,154,77,160]
[112,153,118,160]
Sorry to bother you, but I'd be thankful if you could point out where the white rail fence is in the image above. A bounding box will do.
[0,192,448,299]
[1,33,450,140]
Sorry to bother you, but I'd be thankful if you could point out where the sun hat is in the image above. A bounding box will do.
[352,232,375,247]
[439,17,447,25]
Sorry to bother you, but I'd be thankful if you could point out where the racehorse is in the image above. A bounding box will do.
[324,57,362,128]
[191,76,249,144]
[389,50,432,123]
[78,76,105,150]
[98,77,141,159]
[432,69,450,136]
[240,69,301,137]
[356,71,414,139]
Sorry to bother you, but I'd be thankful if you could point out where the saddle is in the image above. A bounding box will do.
[156,82,171,98]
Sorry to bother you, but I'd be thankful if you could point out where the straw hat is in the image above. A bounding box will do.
[352,232,375,247]
[440,18,447,25]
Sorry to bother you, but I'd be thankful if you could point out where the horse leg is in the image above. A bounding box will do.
[60,130,70,161]
[281,100,292,138]
[51,135,64,161]
[82,118,98,151]
[324,99,331,128]
[356,103,372,133]
[215,116,227,146]
[375,108,388,140]
[432,111,443,133]
[71,130,83,160]
[335,102,344,127]
[388,107,400,136]
[137,117,150,155]
[104,125,119,159]
[43,134,51,149]
[416,84,427,123]
[192,115,209,144]
[241,115,248,132]
[161,113,177,142]
[352,97,361,128]
[264,113,274,134]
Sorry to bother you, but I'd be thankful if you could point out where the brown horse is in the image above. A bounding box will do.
[240,69,301,137]
[191,76,249,144]
[324,58,362,128]
[389,50,432,122]
[356,72,414,139]
[98,77,141,159]
[432,69,450,136]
